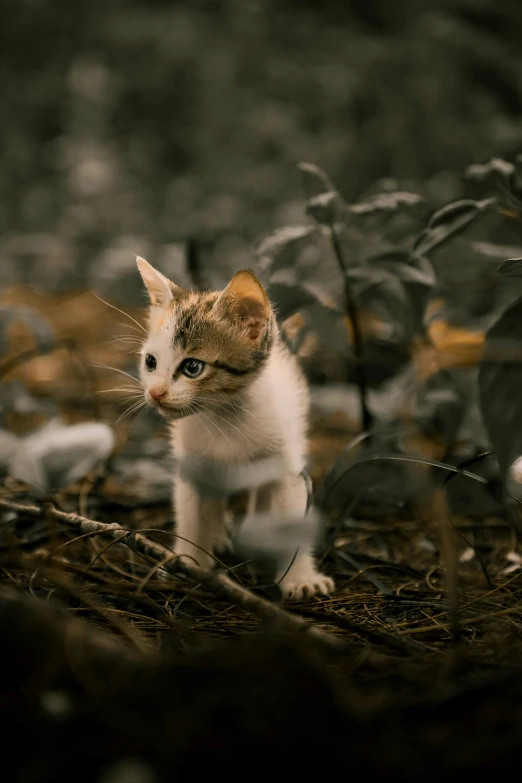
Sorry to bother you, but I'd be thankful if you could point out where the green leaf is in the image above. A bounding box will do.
[414,198,495,256]
[479,297,522,491]
[266,282,323,320]
[297,161,337,199]
[306,192,341,225]
[345,265,413,344]
[298,161,345,227]
[466,158,515,182]
[415,383,466,445]
[348,190,424,217]
[368,252,435,332]
[498,258,522,277]
[253,225,317,274]
[317,429,417,517]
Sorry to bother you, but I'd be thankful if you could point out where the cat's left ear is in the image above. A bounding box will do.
[136,256,183,307]
[215,270,270,344]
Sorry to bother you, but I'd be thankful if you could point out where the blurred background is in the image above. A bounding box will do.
[6,10,522,764]
[2,0,522,303]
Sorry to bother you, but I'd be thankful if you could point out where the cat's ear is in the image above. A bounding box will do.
[215,270,270,344]
[136,256,182,307]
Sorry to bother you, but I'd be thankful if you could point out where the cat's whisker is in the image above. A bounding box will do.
[105,339,143,355]
[116,349,142,356]
[117,347,143,355]
[113,321,147,339]
[116,399,148,424]
[221,400,256,421]
[113,332,144,341]
[117,397,147,417]
[189,406,213,443]
[198,409,234,451]
[104,336,144,346]
[115,346,143,355]
[114,398,148,413]
[116,398,146,409]
[122,402,155,441]
[95,386,143,395]
[190,396,256,446]
[94,293,148,335]
[131,403,150,428]
[212,411,255,448]
[191,394,256,419]
[93,363,142,385]
[231,397,258,416]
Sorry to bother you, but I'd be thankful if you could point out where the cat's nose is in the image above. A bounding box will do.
[149,385,168,403]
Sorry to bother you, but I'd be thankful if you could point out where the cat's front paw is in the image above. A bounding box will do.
[279,570,335,602]
[211,533,233,555]
[172,545,214,571]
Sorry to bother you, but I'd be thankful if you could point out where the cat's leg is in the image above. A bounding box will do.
[173,475,215,569]
[245,487,257,522]
[258,475,335,601]
[203,495,232,555]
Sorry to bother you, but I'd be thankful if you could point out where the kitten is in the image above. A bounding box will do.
[136,256,334,601]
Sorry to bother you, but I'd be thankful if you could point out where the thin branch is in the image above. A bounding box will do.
[0,498,342,649]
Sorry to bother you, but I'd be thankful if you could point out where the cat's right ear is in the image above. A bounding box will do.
[136,257,181,307]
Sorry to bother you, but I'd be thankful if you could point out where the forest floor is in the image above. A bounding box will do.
[3,284,522,780]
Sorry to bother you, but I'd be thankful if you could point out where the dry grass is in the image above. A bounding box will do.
[2,477,521,655]
[3,286,522,778]
[2,283,522,656]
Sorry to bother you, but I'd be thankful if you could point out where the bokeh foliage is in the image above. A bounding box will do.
[3,0,522,299]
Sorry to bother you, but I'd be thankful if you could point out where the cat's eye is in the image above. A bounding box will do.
[179,358,205,379]
[145,354,157,371]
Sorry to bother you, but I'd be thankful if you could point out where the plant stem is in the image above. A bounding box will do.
[185,235,204,290]
[329,226,373,433]
[432,488,461,649]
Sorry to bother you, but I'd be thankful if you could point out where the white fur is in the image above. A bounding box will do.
[166,344,334,600]
[507,456,522,501]
[137,264,334,601]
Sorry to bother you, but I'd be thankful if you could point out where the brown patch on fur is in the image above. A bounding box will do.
[138,262,280,409]
[157,283,276,403]
[220,270,269,313]
[214,271,271,347]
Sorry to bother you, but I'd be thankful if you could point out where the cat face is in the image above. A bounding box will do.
[136,257,274,419]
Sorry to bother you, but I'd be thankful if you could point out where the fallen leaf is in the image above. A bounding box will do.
[8,420,114,494]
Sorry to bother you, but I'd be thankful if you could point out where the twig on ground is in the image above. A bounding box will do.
[0,498,342,649]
